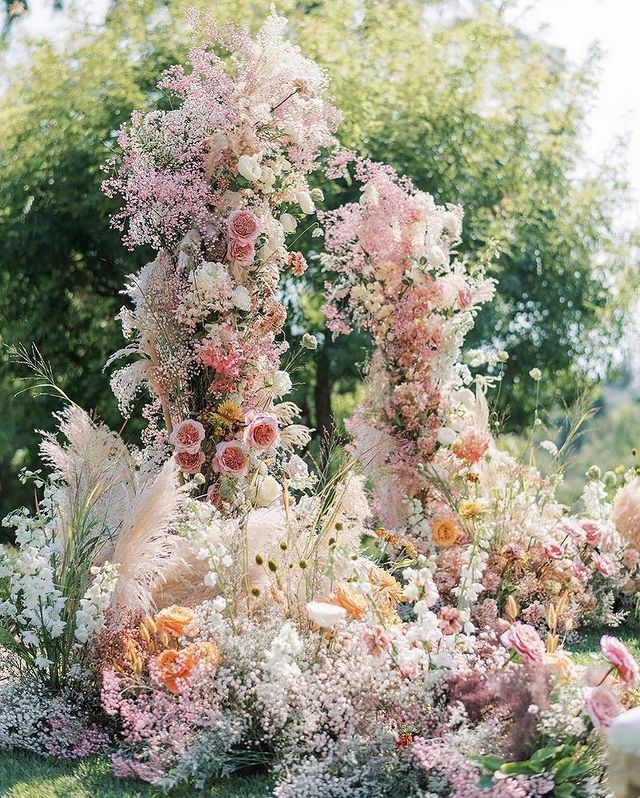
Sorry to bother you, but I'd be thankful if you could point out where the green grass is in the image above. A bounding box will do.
[1,626,639,797]
[0,752,271,798]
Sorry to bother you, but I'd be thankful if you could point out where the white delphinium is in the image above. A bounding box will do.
[582,475,610,521]
[452,533,490,634]
[178,499,233,588]
[403,555,443,656]
[263,621,304,678]
[74,563,119,644]
[405,498,432,548]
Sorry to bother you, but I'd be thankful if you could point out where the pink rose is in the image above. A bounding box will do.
[169,419,205,454]
[243,412,280,451]
[581,520,602,546]
[226,239,255,265]
[623,547,640,570]
[227,209,260,245]
[543,540,564,560]
[601,635,639,688]
[560,518,586,543]
[212,440,249,478]
[500,622,546,666]
[593,552,618,577]
[584,684,621,730]
[175,449,205,475]
[572,558,590,582]
[457,285,473,310]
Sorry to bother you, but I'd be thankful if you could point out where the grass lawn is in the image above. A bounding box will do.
[1,626,638,797]
[0,753,271,797]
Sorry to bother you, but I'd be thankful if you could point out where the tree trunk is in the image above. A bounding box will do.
[314,343,334,448]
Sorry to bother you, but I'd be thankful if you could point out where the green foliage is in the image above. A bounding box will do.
[1,0,637,528]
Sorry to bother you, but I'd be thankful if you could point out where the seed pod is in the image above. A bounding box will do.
[505,595,519,620]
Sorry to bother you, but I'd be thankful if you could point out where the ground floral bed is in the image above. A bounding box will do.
[2,11,640,798]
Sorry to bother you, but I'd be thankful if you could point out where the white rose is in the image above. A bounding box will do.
[436,427,457,446]
[284,454,309,481]
[280,213,298,233]
[301,333,318,350]
[442,209,462,238]
[272,370,292,397]
[306,601,346,628]
[426,245,446,268]
[232,285,252,312]
[238,153,262,183]
[296,190,315,215]
[252,475,282,507]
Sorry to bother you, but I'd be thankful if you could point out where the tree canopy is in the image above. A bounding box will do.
[0,0,636,524]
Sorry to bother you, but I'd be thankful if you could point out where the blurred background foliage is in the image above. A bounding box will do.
[1,0,639,529]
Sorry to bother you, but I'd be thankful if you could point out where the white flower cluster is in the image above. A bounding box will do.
[74,563,119,644]
[0,510,66,659]
[262,621,304,679]
[403,556,443,655]
[582,477,610,521]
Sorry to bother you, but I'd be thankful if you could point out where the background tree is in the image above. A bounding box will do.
[0,0,636,527]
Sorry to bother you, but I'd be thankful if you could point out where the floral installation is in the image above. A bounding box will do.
[0,11,638,798]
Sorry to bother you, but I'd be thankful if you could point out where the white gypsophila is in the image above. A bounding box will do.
[74,562,119,644]
[262,622,304,678]
[582,479,611,521]
[193,597,228,639]
[538,678,588,741]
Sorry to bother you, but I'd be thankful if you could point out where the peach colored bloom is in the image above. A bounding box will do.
[362,625,390,656]
[332,586,367,620]
[227,239,255,265]
[155,606,197,638]
[154,648,196,694]
[431,517,459,548]
[175,449,205,474]
[212,440,249,477]
[227,209,260,245]
[243,412,280,451]
[169,419,205,454]
[451,427,490,464]
[438,606,462,635]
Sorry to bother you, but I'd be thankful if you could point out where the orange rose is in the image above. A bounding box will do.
[332,586,367,620]
[431,517,459,548]
[155,606,198,638]
[183,641,222,668]
[154,648,197,693]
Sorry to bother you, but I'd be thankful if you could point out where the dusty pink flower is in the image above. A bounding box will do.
[226,238,255,264]
[593,552,618,577]
[581,520,602,546]
[175,449,205,474]
[169,419,205,454]
[243,412,279,451]
[542,540,564,560]
[601,635,639,688]
[212,440,249,478]
[438,606,462,636]
[500,622,545,666]
[227,209,260,245]
[584,684,621,730]
[362,625,390,656]
[457,285,473,310]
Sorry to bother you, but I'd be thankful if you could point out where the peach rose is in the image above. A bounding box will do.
[431,517,459,548]
[212,440,249,478]
[243,412,279,451]
[175,449,205,474]
[183,640,221,668]
[601,635,639,688]
[584,684,622,731]
[227,239,255,265]
[154,648,196,693]
[332,586,367,620]
[169,419,205,454]
[500,622,546,666]
[155,606,197,638]
[227,209,260,245]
